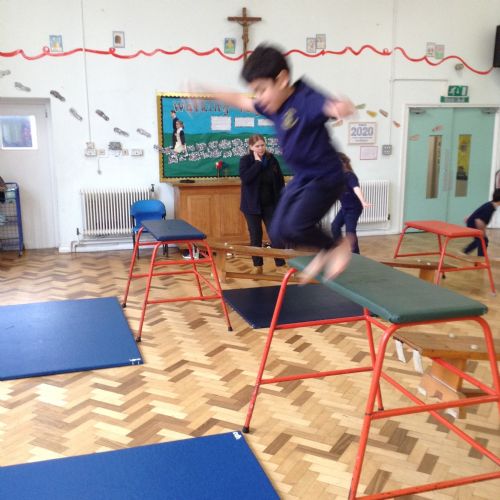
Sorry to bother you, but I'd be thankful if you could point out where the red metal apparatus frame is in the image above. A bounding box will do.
[394,220,496,294]
[122,226,232,341]
[242,268,500,499]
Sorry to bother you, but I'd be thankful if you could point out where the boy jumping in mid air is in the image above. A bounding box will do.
[212,43,355,282]
[462,188,500,256]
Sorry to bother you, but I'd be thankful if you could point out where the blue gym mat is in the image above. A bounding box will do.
[0,432,278,500]
[223,284,364,328]
[0,297,142,380]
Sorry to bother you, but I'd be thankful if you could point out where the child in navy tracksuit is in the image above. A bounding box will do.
[462,188,500,256]
[331,153,371,254]
[213,44,355,282]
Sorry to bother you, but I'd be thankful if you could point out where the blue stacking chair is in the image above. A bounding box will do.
[130,199,167,257]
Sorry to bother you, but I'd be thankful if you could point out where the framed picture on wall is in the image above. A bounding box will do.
[348,122,377,144]
[316,34,326,50]
[306,37,316,53]
[112,31,125,48]
[157,92,290,181]
[224,38,236,54]
[49,35,63,53]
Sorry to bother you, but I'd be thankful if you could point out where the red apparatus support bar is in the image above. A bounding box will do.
[242,265,500,498]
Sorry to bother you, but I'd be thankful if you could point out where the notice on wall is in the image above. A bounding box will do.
[211,116,231,131]
[348,122,377,144]
[360,146,378,160]
[234,117,255,128]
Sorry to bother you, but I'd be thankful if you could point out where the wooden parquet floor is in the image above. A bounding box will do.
[0,231,499,499]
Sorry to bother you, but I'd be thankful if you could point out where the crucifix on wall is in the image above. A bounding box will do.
[227,7,262,61]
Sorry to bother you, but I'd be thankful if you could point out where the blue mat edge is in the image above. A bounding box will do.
[0,432,279,499]
[0,296,143,381]
[223,284,364,329]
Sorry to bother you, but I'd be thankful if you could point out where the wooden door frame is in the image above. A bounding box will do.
[398,104,500,232]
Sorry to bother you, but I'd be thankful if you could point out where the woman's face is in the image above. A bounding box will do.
[250,139,266,155]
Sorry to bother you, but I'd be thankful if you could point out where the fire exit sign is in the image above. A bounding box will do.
[448,85,468,97]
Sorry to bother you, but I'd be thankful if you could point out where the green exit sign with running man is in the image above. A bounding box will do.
[448,85,468,97]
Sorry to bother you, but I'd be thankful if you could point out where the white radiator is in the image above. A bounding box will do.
[80,187,153,237]
[323,180,390,227]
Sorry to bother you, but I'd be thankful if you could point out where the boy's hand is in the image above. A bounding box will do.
[334,99,356,118]
[325,97,356,119]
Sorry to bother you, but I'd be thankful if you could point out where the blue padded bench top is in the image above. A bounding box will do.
[289,254,487,324]
[141,219,206,241]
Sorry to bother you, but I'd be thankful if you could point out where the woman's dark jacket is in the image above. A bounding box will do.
[239,153,285,215]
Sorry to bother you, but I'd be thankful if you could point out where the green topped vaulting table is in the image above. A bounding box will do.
[241,253,500,499]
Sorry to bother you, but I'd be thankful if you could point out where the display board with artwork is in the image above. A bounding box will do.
[157,93,291,180]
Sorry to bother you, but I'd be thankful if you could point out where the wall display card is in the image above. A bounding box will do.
[306,38,316,53]
[113,31,125,48]
[434,44,445,59]
[49,35,63,53]
[235,117,255,128]
[211,116,231,131]
[426,42,436,58]
[360,146,378,160]
[257,118,273,127]
[316,34,326,50]
[348,122,377,144]
[224,38,236,54]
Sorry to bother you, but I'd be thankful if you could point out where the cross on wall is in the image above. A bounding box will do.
[227,7,262,60]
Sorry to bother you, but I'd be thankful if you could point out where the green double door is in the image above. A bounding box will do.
[404,107,496,225]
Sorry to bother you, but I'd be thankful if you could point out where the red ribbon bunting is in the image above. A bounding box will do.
[0,45,492,75]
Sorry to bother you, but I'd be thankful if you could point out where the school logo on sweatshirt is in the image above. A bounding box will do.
[281,108,298,130]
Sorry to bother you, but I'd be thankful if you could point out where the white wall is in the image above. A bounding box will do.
[1,0,499,250]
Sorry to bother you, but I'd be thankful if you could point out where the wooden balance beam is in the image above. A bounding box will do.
[393,331,500,418]
[208,241,313,282]
[380,259,458,283]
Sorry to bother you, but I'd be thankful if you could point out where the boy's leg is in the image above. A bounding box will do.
[270,175,344,250]
[244,213,264,267]
[324,236,352,279]
[270,175,349,283]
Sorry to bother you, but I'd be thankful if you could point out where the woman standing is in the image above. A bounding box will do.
[240,135,286,273]
[331,153,371,254]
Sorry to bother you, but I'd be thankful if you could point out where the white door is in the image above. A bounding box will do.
[0,100,58,249]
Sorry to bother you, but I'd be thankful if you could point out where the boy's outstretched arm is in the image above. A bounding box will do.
[183,81,256,113]
[212,91,256,113]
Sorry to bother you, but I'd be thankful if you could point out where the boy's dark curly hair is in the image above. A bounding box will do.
[241,44,289,83]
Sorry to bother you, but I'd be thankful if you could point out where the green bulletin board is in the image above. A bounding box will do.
[157,92,290,181]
